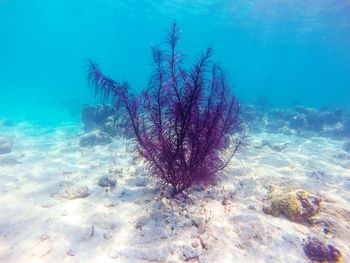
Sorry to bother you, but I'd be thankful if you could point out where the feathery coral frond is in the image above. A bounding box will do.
[87,22,245,195]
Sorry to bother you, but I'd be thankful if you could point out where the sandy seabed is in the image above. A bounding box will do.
[0,122,349,263]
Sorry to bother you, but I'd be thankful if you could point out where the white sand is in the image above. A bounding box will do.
[0,122,349,262]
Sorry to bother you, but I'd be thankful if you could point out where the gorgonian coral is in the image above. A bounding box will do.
[88,22,245,194]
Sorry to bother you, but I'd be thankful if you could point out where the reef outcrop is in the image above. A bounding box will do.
[243,105,350,139]
[81,104,118,136]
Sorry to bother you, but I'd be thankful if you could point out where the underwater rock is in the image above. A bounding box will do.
[266,119,287,133]
[181,244,202,261]
[96,105,113,122]
[333,153,350,160]
[295,106,311,115]
[343,141,350,153]
[81,104,98,131]
[344,119,350,135]
[249,106,350,138]
[325,109,342,124]
[322,122,347,139]
[261,140,287,152]
[303,236,341,262]
[289,114,307,130]
[278,126,295,136]
[263,187,321,223]
[0,118,13,127]
[58,185,91,200]
[98,175,117,188]
[79,130,112,147]
[268,109,289,119]
[247,204,256,210]
[293,108,343,134]
[243,108,265,131]
[103,232,113,239]
[242,105,260,122]
[101,116,118,136]
[303,109,323,130]
[81,104,115,133]
[66,249,76,256]
[344,180,350,191]
[0,156,19,166]
[0,137,13,154]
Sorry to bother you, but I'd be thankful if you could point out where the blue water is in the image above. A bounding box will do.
[1,0,350,123]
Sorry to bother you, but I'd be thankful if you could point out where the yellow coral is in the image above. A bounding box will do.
[263,188,320,222]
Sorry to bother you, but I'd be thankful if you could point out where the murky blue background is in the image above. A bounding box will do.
[1,0,350,122]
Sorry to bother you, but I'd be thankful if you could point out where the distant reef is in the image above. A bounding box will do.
[243,105,350,139]
[81,104,350,140]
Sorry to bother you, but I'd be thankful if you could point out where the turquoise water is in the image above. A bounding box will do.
[1,2,350,262]
[1,0,350,122]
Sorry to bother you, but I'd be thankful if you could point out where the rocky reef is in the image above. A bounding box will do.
[79,104,119,147]
[81,103,350,144]
[81,104,119,135]
[82,103,350,141]
[243,105,350,139]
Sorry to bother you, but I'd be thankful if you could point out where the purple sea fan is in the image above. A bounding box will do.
[87,22,246,195]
